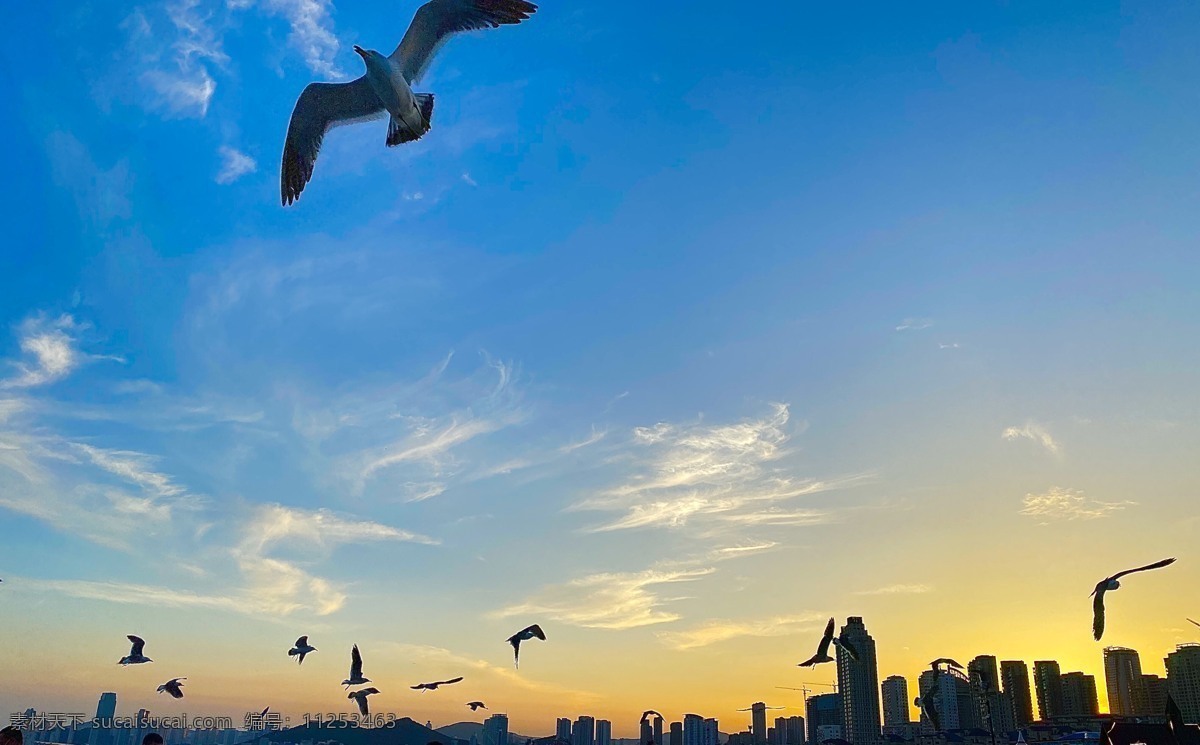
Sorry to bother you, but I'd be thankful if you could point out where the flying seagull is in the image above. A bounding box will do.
[833,633,860,663]
[411,676,464,691]
[736,705,785,712]
[289,636,317,665]
[798,618,837,667]
[280,0,538,206]
[1091,557,1176,641]
[467,702,487,711]
[119,635,153,666]
[916,684,941,733]
[157,678,186,699]
[506,623,546,668]
[640,711,663,724]
[349,688,381,716]
[342,645,371,689]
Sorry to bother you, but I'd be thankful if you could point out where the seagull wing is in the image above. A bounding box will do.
[1110,557,1176,582]
[355,693,369,716]
[350,644,364,678]
[439,677,465,685]
[296,636,308,647]
[1093,589,1106,641]
[834,636,860,662]
[527,623,546,640]
[1189,618,1200,628]
[815,617,835,656]
[281,78,384,206]
[128,636,146,656]
[389,0,537,84]
[797,654,822,668]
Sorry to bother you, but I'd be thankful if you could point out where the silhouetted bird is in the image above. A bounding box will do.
[1091,557,1176,640]
[119,635,153,666]
[736,706,784,712]
[280,0,538,206]
[916,683,941,732]
[342,645,371,688]
[411,677,464,691]
[1189,618,1199,628]
[929,658,963,671]
[506,623,546,668]
[641,711,663,724]
[798,618,837,667]
[289,636,317,665]
[349,688,380,716]
[467,702,487,711]
[157,678,186,699]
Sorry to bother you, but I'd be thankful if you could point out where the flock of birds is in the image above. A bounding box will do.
[793,558,1183,734]
[280,0,539,206]
[112,625,546,718]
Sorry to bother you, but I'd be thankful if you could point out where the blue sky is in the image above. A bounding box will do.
[3,0,1200,735]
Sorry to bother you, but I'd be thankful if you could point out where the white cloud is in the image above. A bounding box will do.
[461,172,478,187]
[215,145,257,184]
[658,613,827,650]
[252,0,343,77]
[896,318,933,331]
[1002,421,1062,455]
[570,403,868,534]
[1020,486,1134,522]
[239,503,440,556]
[853,583,933,596]
[492,566,715,630]
[1,314,120,390]
[72,444,193,501]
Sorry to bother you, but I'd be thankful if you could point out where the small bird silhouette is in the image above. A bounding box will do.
[411,677,464,691]
[119,636,153,666]
[1091,557,1176,640]
[349,688,380,716]
[289,636,317,665]
[640,711,663,724]
[157,678,186,699]
[467,702,487,711]
[506,624,546,669]
[280,0,538,206]
[736,705,785,712]
[797,618,837,667]
[342,645,371,688]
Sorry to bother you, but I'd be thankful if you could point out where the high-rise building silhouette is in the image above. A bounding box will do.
[702,719,719,745]
[1143,674,1169,717]
[1001,661,1035,727]
[557,719,573,744]
[683,715,705,745]
[1060,672,1100,717]
[918,668,979,731]
[881,676,910,727]
[655,716,664,745]
[482,714,509,745]
[1104,647,1148,716]
[670,722,683,745]
[642,718,654,745]
[573,717,595,745]
[837,617,881,745]
[89,693,117,745]
[782,716,805,745]
[596,720,611,745]
[1034,661,1065,720]
[969,655,1015,735]
[1166,644,1200,724]
[751,704,768,745]
[807,693,842,745]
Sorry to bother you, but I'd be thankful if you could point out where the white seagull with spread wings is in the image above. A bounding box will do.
[280,0,538,205]
[1091,557,1176,641]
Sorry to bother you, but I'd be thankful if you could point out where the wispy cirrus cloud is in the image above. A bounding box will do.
[1002,421,1062,455]
[492,566,716,630]
[658,612,827,650]
[1020,487,1134,523]
[231,0,343,77]
[569,403,869,535]
[1,314,120,390]
[215,146,257,184]
[896,317,933,331]
[853,583,933,596]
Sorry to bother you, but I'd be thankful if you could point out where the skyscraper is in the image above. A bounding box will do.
[89,693,117,745]
[751,704,768,745]
[558,719,573,744]
[1104,647,1148,716]
[642,718,654,745]
[596,720,611,745]
[1166,644,1200,724]
[1001,661,1035,727]
[483,714,510,745]
[702,719,719,745]
[683,715,705,745]
[837,617,881,745]
[881,677,910,727]
[670,722,683,745]
[1060,673,1100,717]
[573,717,595,745]
[1034,662,1064,720]
[783,716,805,745]
[655,716,664,745]
[969,656,1014,734]
[918,668,979,731]
[807,694,842,745]
[1143,675,1169,716]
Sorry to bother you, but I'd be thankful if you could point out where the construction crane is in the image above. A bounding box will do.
[776,681,837,702]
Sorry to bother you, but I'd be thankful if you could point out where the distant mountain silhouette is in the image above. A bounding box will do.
[249,718,466,745]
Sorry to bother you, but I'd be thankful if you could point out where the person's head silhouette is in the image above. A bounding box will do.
[1,726,24,745]
[142,734,164,745]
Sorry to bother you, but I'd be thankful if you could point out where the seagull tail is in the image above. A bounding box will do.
[416,94,435,128]
[386,96,434,147]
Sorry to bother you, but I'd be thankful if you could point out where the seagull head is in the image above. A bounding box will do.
[352,45,383,64]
